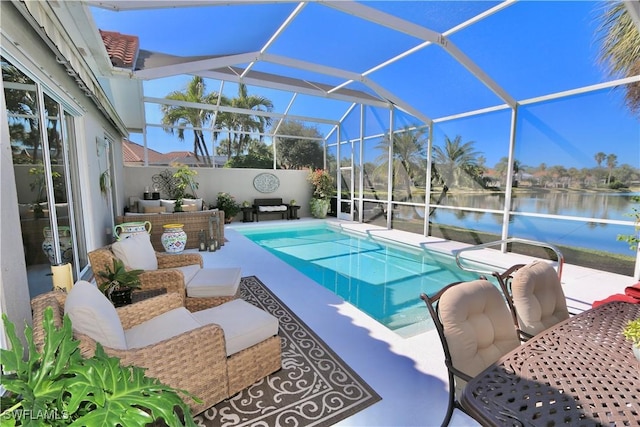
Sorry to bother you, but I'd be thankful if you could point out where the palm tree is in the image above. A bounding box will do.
[373,127,427,202]
[598,3,640,117]
[606,153,618,184]
[218,83,273,160]
[432,135,481,187]
[161,76,225,166]
[594,152,606,168]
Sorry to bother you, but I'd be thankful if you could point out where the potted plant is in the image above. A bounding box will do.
[97,259,143,307]
[622,318,640,361]
[307,169,334,218]
[172,163,199,212]
[216,192,240,223]
[0,309,197,426]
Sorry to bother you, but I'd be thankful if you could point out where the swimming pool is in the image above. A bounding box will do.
[237,222,484,336]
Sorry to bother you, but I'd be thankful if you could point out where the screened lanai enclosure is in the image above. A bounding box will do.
[5,1,640,278]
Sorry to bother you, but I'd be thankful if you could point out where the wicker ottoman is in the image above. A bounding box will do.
[185,267,242,311]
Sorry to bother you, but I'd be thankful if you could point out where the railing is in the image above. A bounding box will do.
[452,237,564,279]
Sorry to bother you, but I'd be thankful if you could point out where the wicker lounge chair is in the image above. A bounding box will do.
[88,233,240,311]
[31,282,282,415]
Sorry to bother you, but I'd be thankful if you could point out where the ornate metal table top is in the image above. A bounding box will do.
[461,301,640,426]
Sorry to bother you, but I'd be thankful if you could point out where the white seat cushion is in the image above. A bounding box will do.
[258,205,287,212]
[192,299,278,356]
[111,232,158,271]
[125,307,201,349]
[186,267,242,297]
[64,281,127,350]
[175,264,202,284]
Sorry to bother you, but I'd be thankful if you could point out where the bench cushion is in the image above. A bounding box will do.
[192,299,279,356]
[258,205,287,212]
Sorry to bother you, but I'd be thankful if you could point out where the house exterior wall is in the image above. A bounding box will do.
[123,166,312,220]
[0,1,126,331]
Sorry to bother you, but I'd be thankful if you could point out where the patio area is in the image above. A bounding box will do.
[191,218,634,426]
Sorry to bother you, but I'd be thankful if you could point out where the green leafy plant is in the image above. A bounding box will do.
[0,309,197,426]
[307,169,334,200]
[617,196,640,251]
[97,258,143,300]
[216,192,240,222]
[622,318,640,348]
[99,170,110,197]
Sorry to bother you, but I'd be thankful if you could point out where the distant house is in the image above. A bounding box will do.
[122,140,226,167]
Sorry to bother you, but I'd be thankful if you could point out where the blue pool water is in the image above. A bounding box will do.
[238,223,483,336]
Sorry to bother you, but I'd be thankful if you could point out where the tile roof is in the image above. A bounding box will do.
[122,139,170,164]
[99,30,139,70]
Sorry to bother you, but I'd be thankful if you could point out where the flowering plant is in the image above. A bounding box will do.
[216,192,240,221]
[307,169,334,200]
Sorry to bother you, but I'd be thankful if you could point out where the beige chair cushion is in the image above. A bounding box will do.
[111,232,158,271]
[64,280,127,350]
[125,307,201,349]
[511,260,569,336]
[439,279,520,379]
[193,299,279,356]
[186,267,242,297]
[143,206,166,214]
[175,264,202,284]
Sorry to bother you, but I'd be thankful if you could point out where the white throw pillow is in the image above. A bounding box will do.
[138,199,161,209]
[111,232,158,270]
[64,281,127,350]
[160,199,176,213]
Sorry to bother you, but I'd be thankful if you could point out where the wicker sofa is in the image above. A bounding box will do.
[117,210,225,252]
[31,288,282,415]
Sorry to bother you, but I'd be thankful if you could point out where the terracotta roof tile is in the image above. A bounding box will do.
[99,30,139,70]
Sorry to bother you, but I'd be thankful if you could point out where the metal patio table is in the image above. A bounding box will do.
[460,301,640,426]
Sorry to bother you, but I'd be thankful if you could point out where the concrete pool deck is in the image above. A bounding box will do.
[202,218,636,426]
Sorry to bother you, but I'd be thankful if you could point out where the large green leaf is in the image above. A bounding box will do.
[1,308,197,426]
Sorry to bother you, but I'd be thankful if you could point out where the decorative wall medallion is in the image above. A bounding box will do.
[253,173,280,193]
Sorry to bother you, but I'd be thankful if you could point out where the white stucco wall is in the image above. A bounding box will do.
[123,166,313,220]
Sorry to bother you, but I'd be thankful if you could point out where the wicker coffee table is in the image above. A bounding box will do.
[461,301,640,426]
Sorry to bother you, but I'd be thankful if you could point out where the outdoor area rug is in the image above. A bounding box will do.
[193,275,381,427]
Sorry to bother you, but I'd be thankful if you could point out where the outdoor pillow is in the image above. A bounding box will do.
[182,198,203,210]
[125,307,201,349]
[143,206,166,213]
[138,199,161,209]
[181,204,198,212]
[64,280,127,350]
[111,232,158,271]
[160,199,176,213]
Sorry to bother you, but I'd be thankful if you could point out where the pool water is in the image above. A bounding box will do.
[238,223,484,336]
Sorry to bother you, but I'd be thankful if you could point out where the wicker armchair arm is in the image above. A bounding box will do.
[104,323,229,413]
[137,269,185,300]
[117,293,184,329]
[156,252,203,269]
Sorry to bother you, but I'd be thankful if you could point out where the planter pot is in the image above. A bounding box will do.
[109,288,133,307]
[161,223,187,253]
[114,221,152,241]
[310,198,330,219]
[42,226,73,265]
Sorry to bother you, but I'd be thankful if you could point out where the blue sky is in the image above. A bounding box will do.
[91,1,639,170]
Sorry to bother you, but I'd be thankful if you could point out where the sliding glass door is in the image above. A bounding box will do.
[2,57,84,296]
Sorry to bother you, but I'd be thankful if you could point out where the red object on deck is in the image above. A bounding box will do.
[591,282,640,308]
